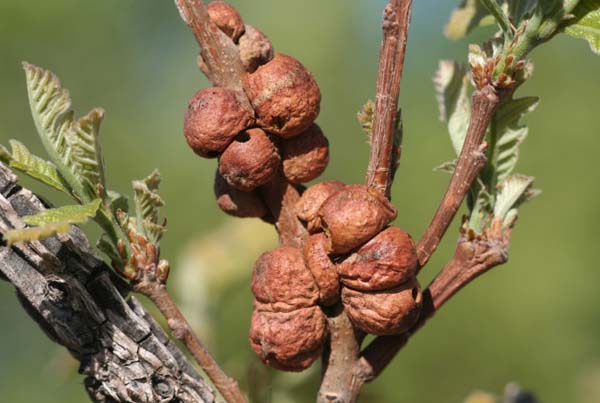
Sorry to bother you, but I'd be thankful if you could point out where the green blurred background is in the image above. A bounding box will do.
[1,1,599,402]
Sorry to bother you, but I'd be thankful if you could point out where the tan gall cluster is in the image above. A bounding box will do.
[184,2,422,373]
[183,2,328,219]
[296,183,423,336]
[248,182,423,371]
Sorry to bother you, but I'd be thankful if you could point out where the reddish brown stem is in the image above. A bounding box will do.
[174,0,252,111]
[140,284,247,403]
[258,175,308,248]
[355,229,509,383]
[366,0,412,198]
[318,305,365,403]
[416,85,504,268]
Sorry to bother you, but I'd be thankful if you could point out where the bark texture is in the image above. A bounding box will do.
[0,163,215,403]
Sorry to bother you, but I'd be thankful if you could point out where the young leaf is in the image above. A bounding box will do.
[5,222,71,245]
[21,199,102,226]
[493,174,537,224]
[132,170,165,244]
[489,96,539,182]
[445,0,491,40]
[2,140,71,194]
[434,61,472,155]
[562,0,600,54]
[5,199,101,245]
[22,63,106,201]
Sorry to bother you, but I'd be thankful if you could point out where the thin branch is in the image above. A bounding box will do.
[259,175,309,248]
[138,283,247,403]
[416,85,504,267]
[355,223,510,383]
[174,0,252,111]
[317,305,364,403]
[366,0,413,198]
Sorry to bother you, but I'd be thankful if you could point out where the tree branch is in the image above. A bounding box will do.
[366,0,412,198]
[0,163,215,403]
[416,85,504,267]
[174,0,245,92]
[317,304,364,403]
[138,282,247,403]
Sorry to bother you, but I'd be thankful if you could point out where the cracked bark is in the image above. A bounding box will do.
[0,162,215,403]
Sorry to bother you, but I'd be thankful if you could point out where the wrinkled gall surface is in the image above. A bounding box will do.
[319,185,397,254]
[296,180,346,233]
[303,233,340,306]
[243,54,321,138]
[184,87,254,158]
[213,170,267,218]
[281,123,329,184]
[342,278,423,336]
[338,226,418,291]
[250,304,327,371]
[219,128,280,191]
[251,246,319,312]
[207,1,245,42]
[238,25,274,73]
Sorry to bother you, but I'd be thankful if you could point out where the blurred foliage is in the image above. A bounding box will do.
[0,1,599,402]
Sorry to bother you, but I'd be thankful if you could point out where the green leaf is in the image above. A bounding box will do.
[445,0,491,40]
[132,170,165,244]
[563,0,600,54]
[434,60,472,155]
[22,199,102,226]
[480,0,514,35]
[3,140,71,194]
[23,63,106,201]
[5,222,71,245]
[489,96,539,182]
[494,174,537,226]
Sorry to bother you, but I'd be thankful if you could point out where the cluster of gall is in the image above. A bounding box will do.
[184,2,422,372]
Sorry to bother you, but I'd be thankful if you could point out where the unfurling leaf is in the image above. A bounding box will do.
[5,222,71,245]
[494,174,538,226]
[21,199,102,226]
[2,140,71,193]
[562,0,600,54]
[490,96,539,182]
[434,60,472,155]
[6,199,102,245]
[132,170,165,244]
[445,0,491,40]
[23,63,106,201]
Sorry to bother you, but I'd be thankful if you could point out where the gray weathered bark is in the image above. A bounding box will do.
[0,162,215,403]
